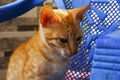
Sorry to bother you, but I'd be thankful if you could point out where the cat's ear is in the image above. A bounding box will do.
[70,4,90,23]
[40,6,59,28]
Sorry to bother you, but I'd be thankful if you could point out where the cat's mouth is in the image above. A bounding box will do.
[63,53,72,58]
[58,49,76,58]
[61,54,71,59]
[60,50,72,58]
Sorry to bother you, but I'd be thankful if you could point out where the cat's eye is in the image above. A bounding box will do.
[77,36,82,41]
[59,38,68,43]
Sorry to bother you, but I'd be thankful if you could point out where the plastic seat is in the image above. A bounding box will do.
[90,31,120,80]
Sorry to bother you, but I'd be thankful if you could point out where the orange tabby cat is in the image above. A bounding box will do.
[7,4,90,80]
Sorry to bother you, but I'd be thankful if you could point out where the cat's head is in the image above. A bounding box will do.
[39,5,90,58]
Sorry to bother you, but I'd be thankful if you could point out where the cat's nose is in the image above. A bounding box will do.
[70,47,77,56]
[71,51,77,56]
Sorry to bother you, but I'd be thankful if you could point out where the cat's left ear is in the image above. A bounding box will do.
[40,6,60,28]
[70,4,91,23]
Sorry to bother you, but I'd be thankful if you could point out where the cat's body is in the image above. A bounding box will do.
[7,32,68,80]
[7,5,90,80]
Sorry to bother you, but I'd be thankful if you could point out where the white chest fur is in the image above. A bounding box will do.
[46,61,69,80]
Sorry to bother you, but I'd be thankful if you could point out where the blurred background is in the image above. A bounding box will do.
[0,0,57,80]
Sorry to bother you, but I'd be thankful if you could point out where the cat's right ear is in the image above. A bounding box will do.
[69,4,91,23]
[40,6,59,28]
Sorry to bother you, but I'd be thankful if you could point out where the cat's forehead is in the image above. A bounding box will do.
[54,9,76,26]
[53,9,81,34]
[53,9,69,16]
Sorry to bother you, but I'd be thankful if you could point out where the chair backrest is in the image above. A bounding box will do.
[54,0,120,80]
[0,0,44,23]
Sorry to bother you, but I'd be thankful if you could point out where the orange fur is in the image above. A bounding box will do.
[7,5,90,80]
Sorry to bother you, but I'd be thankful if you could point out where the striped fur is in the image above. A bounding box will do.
[7,5,90,80]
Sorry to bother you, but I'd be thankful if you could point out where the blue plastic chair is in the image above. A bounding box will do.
[54,0,120,80]
[0,0,120,80]
[0,0,44,23]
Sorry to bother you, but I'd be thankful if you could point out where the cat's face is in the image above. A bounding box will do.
[39,5,90,58]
